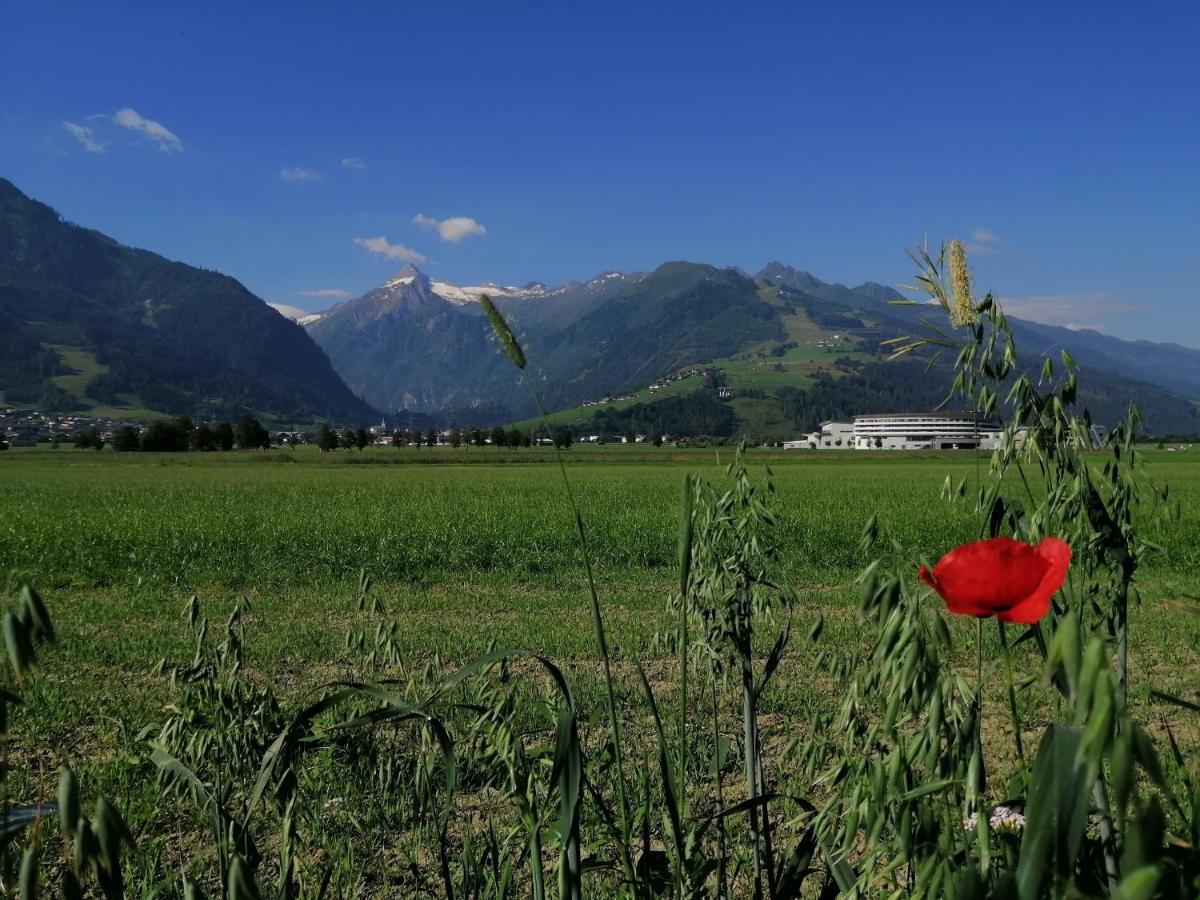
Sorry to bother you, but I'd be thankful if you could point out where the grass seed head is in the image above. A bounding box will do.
[479,294,527,370]
[948,240,976,326]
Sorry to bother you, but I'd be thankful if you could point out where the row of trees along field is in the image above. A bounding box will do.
[72,416,273,453]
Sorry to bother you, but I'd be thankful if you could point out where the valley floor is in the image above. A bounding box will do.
[2,444,1198,892]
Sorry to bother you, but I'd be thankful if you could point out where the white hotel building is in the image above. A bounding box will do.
[785,413,1002,451]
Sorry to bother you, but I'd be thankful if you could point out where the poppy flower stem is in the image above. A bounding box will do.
[976,616,984,789]
[997,621,1025,766]
[976,618,983,706]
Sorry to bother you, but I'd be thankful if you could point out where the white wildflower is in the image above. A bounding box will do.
[988,805,1026,834]
[964,806,1026,834]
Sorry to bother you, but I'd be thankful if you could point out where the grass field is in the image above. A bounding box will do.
[3,444,1199,893]
[7,444,1199,590]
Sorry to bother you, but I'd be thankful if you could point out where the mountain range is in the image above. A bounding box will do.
[294,260,1200,436]
[3,176,1199,436]
[0,178,375,422]
[300,262,785,418]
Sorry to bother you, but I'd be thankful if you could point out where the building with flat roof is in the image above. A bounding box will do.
[784,413,1001,450]
[852,413,1000,450]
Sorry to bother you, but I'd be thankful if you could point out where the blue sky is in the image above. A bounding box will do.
[3,1,1198,342]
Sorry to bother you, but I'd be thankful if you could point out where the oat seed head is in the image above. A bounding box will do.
[479,293,527,370]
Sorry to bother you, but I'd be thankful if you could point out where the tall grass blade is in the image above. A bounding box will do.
[480,295,635,883]
[551,705,582,900]
[637,664,685,884]
[678,473,694,832]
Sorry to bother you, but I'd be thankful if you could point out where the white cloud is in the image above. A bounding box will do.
[354,236,426,263]
[113,107,182,153]
[341,157,369,170]
[280,167,320,183]
[63,121,105,154]
[413,212,487,243]
[997,291,1143,332]
[965,226,1001,255]
[296,288,350,298]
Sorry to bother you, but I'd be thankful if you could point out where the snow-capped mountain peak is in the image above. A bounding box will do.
[383,263,428,289]
[296,267,647,328]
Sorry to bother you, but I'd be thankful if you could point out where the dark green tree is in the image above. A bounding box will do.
[235,416,269,450]
[491,426,507,447]
[140,418,191,452]
[354,427,370,451]
[111,426,140,452]
[425,428,437,448]
[215,422,235,451]
[192,423,217,451]
[316,423,338,452]
[73,427,103,450]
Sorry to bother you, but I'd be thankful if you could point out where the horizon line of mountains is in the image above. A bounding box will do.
[4,176,1200,437]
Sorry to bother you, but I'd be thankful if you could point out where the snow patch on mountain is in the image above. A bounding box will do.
[369,266,645,308]
[301,265,649,330]
[269,302,326,326]
[431,280,557,305]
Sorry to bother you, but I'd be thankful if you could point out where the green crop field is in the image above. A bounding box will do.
[3,444,1199,894]
[6,445,1199,591]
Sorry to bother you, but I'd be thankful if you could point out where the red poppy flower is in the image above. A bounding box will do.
[918,536,1071,624]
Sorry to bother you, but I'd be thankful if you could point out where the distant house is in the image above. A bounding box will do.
[7,424,39,447]
[811,420,854,448]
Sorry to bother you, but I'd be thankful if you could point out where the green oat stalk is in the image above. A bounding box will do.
[478,294,636,888]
